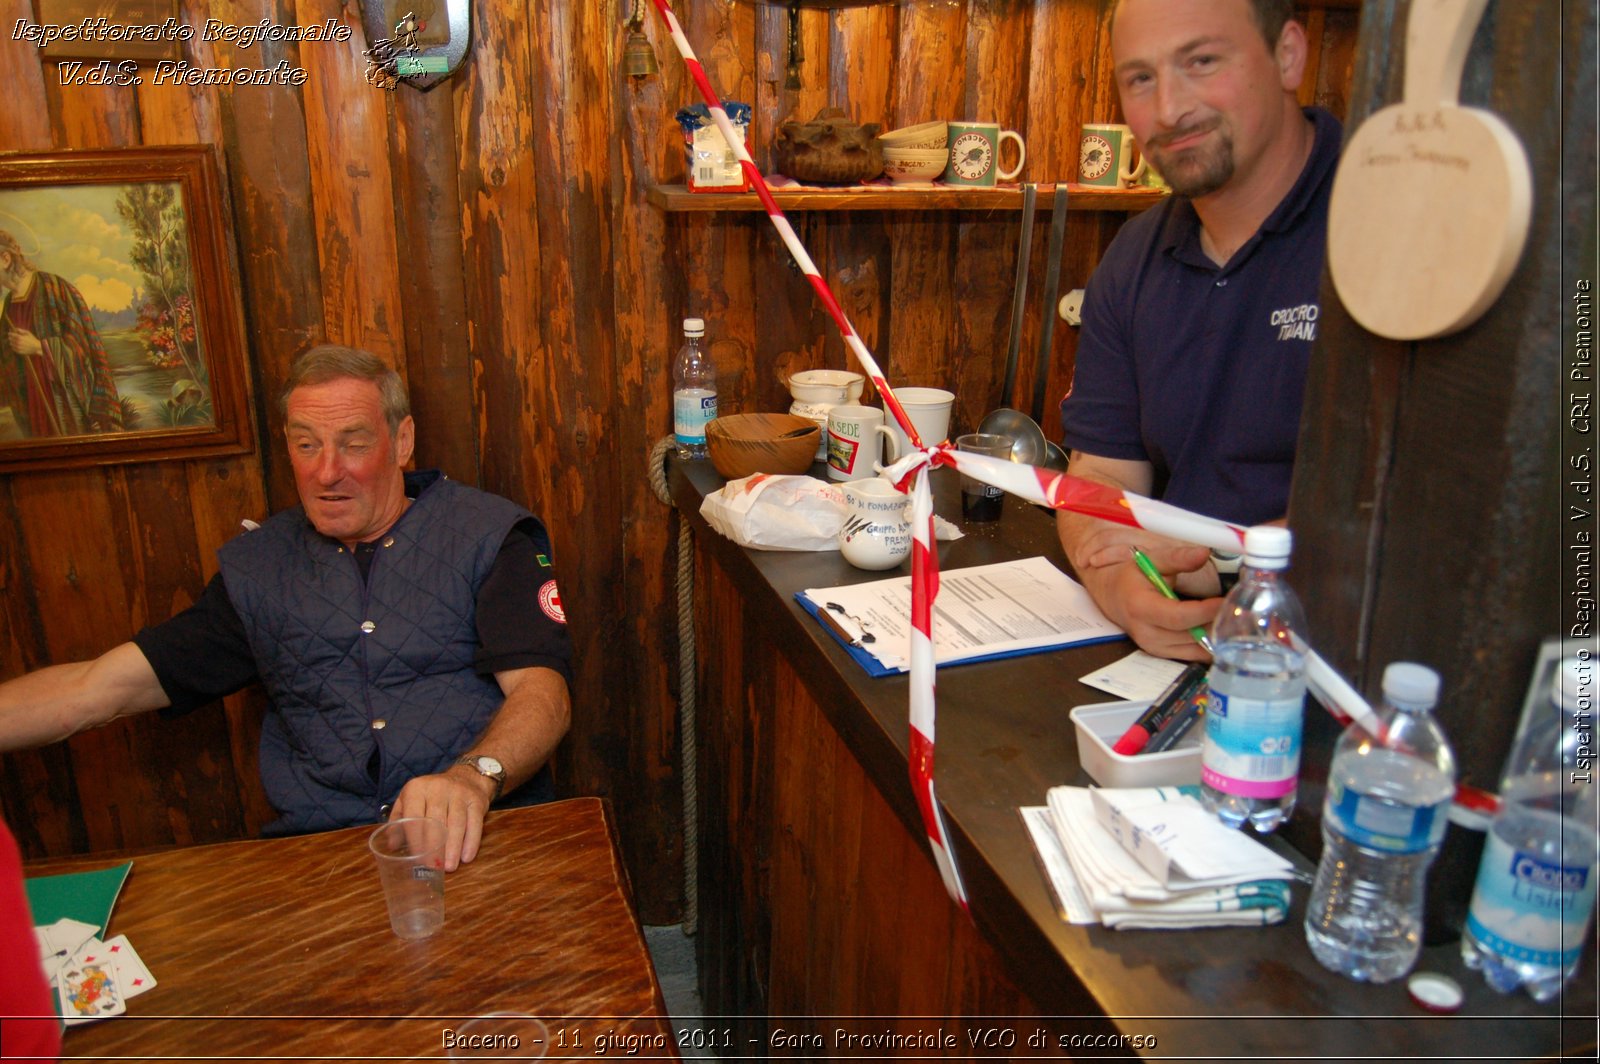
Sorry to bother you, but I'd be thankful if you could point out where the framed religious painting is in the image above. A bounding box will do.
[0,146,255,474]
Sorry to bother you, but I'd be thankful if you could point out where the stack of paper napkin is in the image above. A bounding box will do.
[1022,786,1294,930]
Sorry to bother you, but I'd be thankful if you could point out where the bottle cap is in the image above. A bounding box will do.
[1382,662,1441,708]
[1554,657,1591,712]
[1406,972,1464,1013]
[1242,526,1291,568]
[683,317,706,336]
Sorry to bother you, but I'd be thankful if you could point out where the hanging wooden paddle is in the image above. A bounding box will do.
[1327,0,1532,341]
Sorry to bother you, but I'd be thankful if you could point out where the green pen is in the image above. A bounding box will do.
[1129,547,1215,654]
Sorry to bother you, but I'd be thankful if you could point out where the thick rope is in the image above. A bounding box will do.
[649,435,698,935]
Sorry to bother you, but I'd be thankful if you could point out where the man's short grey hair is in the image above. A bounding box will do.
[280,345,410,435]
[1112,0,1295,52]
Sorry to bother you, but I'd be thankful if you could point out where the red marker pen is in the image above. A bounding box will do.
[1112,662,1210,756]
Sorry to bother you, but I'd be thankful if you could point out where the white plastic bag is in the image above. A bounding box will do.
[700,474,846,551]
[699,473,964,551]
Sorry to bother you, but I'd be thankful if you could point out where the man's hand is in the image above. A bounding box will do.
[389,764,496,872]
[1055,453,1226,659]
[1075,542,1221,660]
[388,666,568,872]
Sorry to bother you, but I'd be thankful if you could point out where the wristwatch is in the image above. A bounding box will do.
[454,755,506,802]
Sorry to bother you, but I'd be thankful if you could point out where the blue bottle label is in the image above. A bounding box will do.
[673,390,717,445]
[1200,693,1302,798]
[1324,779,1446,853]
[1465,832,1597,967]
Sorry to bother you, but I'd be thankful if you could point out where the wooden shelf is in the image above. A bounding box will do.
[647,182,1166,213]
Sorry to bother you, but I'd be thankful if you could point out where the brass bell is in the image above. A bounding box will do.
[623,2,658,78]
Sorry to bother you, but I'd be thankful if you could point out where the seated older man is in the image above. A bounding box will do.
[0,345,572,870]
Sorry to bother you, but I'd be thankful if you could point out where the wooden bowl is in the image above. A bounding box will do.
[705,413,821,479]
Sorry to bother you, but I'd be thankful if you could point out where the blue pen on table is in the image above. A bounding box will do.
[1129,547,1214,655]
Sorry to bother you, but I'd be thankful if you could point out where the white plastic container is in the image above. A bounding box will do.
[1070,700,1203,789]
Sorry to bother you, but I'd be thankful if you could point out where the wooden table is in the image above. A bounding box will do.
[671,457,1599,1060]
[27,798,677,1061]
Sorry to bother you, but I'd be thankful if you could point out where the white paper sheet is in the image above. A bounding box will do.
[1079,650,1188,700]
[801,556,1122,673]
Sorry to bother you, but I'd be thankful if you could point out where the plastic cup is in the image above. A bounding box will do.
[368,817,446,940]
[446,1013,550,1058]
[956,433,1011,522]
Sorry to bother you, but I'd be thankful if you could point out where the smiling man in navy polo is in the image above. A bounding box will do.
[1058,0,1339,660]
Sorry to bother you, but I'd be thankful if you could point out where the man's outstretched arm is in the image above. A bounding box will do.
[0,642,171,753]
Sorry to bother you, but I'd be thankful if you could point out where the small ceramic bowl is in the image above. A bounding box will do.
[882,146,949,162]
[705,413,821,479]
[879,121,949,152]
[786,368,865,404]
[882,150,948,185]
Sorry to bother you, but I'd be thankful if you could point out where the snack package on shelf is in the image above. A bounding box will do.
[676,103,751,193]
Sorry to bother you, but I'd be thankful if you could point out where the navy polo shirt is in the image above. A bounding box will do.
[1061,107,1341,527]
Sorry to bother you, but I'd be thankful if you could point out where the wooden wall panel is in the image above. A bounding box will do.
[299,0,405,366]
[390,86,478,482]
[611,1,690,922]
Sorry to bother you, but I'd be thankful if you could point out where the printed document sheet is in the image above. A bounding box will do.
[799,556,1123,675]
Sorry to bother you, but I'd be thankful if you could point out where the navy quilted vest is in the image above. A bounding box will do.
[218,472,530,835]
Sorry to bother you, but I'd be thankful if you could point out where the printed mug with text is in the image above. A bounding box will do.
[826,404,884,481]
[1078,123,1146,188]
[944,122,1026,187]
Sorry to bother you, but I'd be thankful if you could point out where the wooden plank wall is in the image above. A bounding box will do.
[1,0,1357,921]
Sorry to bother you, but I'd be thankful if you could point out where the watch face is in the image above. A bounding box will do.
[949,132,994,181]
[477,756,504,777]
[1079,134,1114,180]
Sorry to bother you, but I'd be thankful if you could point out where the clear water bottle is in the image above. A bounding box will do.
[673,317,717,460]
[1462,657,1599,1001]
[1305,662,1457,982]
[1201,525,1307,833]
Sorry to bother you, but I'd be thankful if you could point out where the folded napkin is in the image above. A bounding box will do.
[1031,786,1293,930]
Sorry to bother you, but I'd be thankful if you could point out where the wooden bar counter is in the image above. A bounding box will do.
[670,458,1597,1060]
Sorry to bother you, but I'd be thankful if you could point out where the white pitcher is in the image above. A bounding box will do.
[786,369,865,460]
[839,478,911,570]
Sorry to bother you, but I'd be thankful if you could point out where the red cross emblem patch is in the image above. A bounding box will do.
[538,580,566,624]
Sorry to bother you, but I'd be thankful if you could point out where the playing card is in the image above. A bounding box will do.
[101,935,156,997]
[57,957,125,1024]
[34,917,99,984]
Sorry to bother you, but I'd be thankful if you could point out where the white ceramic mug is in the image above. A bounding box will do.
[875,387,955,472]
[1079,123,1147,188]
[839,478,912,571]
[826,404,884,481]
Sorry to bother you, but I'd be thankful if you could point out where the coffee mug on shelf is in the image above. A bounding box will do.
[1078,123,1146,188]
[944,122,1026,187]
